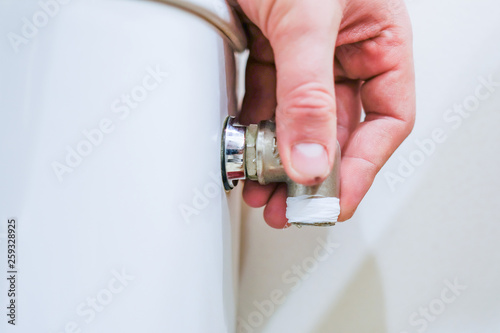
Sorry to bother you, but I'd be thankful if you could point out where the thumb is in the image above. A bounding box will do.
[267,1,341,185]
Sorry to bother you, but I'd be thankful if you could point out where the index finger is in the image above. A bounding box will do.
[335,10,416,221]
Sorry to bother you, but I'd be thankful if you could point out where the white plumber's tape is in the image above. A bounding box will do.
[285,195,340,224]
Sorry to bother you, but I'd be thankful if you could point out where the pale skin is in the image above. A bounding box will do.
[234,0,416,228]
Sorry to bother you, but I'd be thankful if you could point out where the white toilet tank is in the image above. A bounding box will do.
[0,1,242,332]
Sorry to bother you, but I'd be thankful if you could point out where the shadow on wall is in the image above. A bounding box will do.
[312,256,388,333]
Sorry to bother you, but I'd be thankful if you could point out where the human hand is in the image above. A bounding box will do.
[235,0,416,228]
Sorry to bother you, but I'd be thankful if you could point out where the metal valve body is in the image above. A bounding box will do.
[221,116,340,226]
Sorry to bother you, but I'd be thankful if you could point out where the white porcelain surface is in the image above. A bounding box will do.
[0,1,239,332]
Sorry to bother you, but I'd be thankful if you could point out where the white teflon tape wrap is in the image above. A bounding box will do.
[285,195,340,224]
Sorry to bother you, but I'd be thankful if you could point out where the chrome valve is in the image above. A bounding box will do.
[221,116,341,227]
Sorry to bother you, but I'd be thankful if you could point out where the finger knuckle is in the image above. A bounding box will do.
[400,110,416,137]
[280,82,336,122]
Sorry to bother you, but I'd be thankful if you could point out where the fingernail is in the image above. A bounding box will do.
[291,143,329,180]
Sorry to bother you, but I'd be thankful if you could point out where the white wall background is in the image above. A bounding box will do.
[237,1,500,332]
